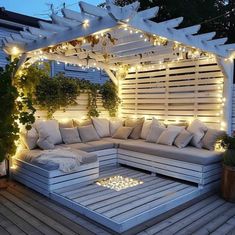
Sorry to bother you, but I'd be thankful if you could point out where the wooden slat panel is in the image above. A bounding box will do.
[120,58,224,129]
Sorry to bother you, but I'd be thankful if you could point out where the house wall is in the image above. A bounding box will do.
[0,27,13,67]
[119,58,225,130]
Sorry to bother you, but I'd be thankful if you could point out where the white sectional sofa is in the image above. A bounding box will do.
[12,118,224,196]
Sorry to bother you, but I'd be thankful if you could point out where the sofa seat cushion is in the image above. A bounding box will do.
[85,140,115,152]
[102,138,141,147]
[16,147,97,171]
[59,143,91,151]
[119,140,222,165]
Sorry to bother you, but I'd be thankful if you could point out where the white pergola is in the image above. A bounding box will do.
[2,0,235,133]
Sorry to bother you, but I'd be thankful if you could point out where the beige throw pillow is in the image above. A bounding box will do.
[174,130,193,148]
[60,128,81,144]
[125,117,144,139]
[37,133,55,150]
[187,119,208,148]
[20,127,38,150]
[92,117,110,137]
[112,127,133,140]
[59,119,74,128]
[35,120,62,144]
[140,120,152,139]
[146,125,165,143]
[157,129,180,146]
[78,125,100,142]
[202,129,226,151]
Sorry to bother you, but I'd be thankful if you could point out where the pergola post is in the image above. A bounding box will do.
[217,57,234,135]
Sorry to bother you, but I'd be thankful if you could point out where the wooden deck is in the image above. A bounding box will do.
[51,166,204,233]
[0,180,235,235]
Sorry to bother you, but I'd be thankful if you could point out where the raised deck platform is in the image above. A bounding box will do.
[51,166,218,233]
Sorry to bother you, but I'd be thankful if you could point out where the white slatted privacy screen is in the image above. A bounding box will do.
[119,58,225,129]
[232,85,235,133]
[35,93,108,120]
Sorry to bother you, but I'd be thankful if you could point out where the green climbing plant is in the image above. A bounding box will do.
[34,73,80,119]
[99,80,121,117]
[0,59,36,162]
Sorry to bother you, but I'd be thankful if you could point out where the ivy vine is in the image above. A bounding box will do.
[34,73,80,119]
[99,80,121,117]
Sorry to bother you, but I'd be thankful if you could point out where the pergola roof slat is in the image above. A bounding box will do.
[136,7,159,20]
[79,1,108,18]
[62,8,94,22]
[51,14,81,28]
[39,21,69,32]
[2,0,234,59]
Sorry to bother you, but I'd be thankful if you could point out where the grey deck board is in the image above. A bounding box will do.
[1,165,234,234]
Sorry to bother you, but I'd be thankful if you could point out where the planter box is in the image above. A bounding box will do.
[222,165,235,202]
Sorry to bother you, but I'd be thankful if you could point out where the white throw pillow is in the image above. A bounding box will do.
[187,119,208,148]
[92,117,110,138]
[157,129,180,146]
[168,125,185,132]
[60,128,81,144]
[20,127,38,150]
[109,119,123,136]
[35,120,62,144]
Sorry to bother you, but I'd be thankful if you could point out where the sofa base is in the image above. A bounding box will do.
[11,158,99,196]
[118,149,222,188]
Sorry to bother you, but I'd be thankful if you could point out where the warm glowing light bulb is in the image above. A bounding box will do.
[11,46,20,55]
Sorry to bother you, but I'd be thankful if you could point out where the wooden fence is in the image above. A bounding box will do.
[119,58,225,129]
[35,93,108,121]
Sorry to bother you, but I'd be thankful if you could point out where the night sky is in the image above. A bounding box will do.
[0,0,103,19]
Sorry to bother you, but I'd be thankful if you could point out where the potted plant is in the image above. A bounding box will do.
[218,134,235,202]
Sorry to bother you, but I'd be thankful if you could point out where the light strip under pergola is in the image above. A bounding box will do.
[2,0,235,59]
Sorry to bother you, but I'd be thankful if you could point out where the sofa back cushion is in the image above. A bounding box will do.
[92,117,110,137]
[110,119,123,136]
[112,127,133,140]
[202,128,226,150]
[146,125,165,143]
[60,127,81,144]
[78,125,100,142]
[35,120,62,144]
[125,117,144,139]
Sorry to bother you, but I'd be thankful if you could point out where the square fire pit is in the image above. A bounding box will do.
[96,175,144,191]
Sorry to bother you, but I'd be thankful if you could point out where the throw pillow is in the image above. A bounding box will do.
[140,120,152,139]
[73,119,92,127]
[157,129,181,146]
[174,129,193,148]
[125,117,144,139]
[187,119,208,148]
[202,128,226,151]
[112,127,133,140]
[20,127,38,150]
[35,120,62,144]
[92,117,110,137]
[37,134,55,150]
[146,125,165,143]
[60,128,81,144]
[58,119,74,128]
[78,125,100,142]
[109,119,123,136]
